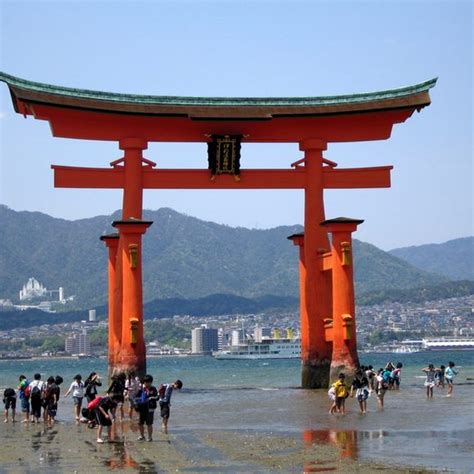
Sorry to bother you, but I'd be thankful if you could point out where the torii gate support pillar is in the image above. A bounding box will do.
[100,233,120,374]
[322,218,363,382]
[112,219,153,378]
[295,139,333,388]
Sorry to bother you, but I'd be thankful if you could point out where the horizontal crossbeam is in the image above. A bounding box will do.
[51,165,392,190]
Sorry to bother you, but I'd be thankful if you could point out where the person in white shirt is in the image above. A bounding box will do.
[125,372,141,419]
[28,373,45,423]
[64,374,85,421]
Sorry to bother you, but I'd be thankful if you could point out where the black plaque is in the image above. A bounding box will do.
[208,135,242,177]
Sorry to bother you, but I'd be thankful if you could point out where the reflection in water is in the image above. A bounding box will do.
[303,429,357,472]
[304,429,358,459]
[30,428,60,466]
[329,430,358,459]
[100,423,158,472]
[104,442,140,469]
[303,429,390,472]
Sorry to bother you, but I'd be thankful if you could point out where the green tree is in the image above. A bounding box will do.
[40,336,65,352]
[89,327,108,347]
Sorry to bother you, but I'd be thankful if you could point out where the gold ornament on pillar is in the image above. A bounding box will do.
[129,244,138,268]
[323,318,334,342]
[342,314,353,340]
[130,318,139,344]
[341,241,351,266]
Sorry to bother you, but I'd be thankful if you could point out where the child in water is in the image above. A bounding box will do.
[107,373,126,422]
[330,373,348,414]
[422,364,437,398]
[445,361,458,397]
[350,368,369,414]
[391,362,403,390]
[84,372,102,404]
[43,376,60,426]
[95,395,120,443]
[375,368,388,409]
[435,365,445,388]
[136,374,158,441]
[158,379,183,434]
[17,375,30,424]
[3,388,16,423]
[64,374,85,421]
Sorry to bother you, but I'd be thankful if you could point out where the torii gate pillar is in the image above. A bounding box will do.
[99,233,120,373]
[290,217,363,387]
[298,139,332,388]
[112,219,152,377]
[322,218,363,382]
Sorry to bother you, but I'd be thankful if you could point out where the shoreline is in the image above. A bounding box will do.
[2,345,474,361]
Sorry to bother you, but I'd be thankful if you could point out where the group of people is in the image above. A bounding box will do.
[329,360,459,414]
[422,361,458,398]
[329,363,401,414]
[3,360,460,434]
[2,371,183,444]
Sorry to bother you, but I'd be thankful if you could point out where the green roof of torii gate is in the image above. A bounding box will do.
[0,71,437,119]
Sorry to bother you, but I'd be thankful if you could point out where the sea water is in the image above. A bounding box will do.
[2,350,472,392]
[1,351,473,471]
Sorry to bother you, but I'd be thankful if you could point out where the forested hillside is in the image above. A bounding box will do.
[0,205,447,308]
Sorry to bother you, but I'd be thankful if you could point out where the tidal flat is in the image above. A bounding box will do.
[1,355,473,472]
[0,421,434,473]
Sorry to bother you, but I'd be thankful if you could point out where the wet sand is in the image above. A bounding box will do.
[2,384,473,472]
[2,354,473,472]
[0,420,432,473]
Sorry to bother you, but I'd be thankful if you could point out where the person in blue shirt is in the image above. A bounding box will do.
[445,361,458,397]
[158,380,183,434]
[136,374,158,442]
[17,375,30,424]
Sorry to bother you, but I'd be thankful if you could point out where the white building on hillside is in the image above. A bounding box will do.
[19,277,66,303]
[19,277,47,300]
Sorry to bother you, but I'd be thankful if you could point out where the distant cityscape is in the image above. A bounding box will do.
[0,293,472,359]
[357,295,473,350]
[188,324,296,355]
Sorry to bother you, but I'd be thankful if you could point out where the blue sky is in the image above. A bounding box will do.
[0,1,472,249]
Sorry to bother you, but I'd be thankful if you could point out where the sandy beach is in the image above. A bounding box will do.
[0,420,435,473]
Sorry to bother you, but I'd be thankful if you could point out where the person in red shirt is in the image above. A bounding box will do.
[95,395,120,444]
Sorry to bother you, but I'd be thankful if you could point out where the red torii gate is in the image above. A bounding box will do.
[0,72,436,387]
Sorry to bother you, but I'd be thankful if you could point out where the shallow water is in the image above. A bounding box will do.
[1,351,473,471]
[2,350,473,390]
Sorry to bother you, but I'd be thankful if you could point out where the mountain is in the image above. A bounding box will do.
[0,205,447,308]
[353,240,447,291]
[390,237,474,281]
